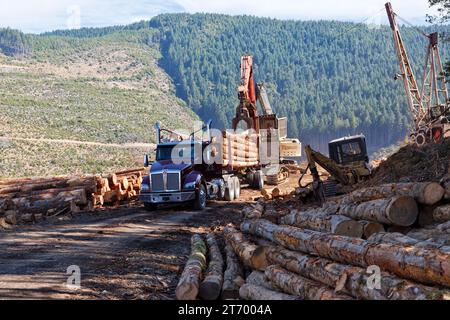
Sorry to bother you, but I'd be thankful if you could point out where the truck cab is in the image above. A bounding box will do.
[139,122,224,211]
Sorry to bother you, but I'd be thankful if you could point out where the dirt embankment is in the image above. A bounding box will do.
[369,138,450,185]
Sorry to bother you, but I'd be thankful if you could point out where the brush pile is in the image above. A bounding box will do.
[0,168,145,228]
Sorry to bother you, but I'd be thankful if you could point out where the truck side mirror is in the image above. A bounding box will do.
[144,154,150,167]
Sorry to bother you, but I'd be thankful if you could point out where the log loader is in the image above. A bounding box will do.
[300,135,372,203]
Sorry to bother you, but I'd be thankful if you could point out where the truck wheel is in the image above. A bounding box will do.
[246,171,255,186]
[218,179,226,200]
[254,170,264,190]
[233,176,241,199]
[193,184,207,210]
[224,178,235,201]
[144,203,158,211]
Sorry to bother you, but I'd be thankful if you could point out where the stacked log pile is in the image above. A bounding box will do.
[0,168,146,228]
[176,224,450,300]
[91,168,145,207]
[221,130,259,169]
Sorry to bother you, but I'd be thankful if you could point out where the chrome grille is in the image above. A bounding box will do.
[151,173,164,192]
[167,173,180,191]
[151,171,181,192]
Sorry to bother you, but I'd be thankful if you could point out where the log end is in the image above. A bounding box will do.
[199,281,222,301]
[361,222,385,239]
[176,285,199,301]
[334,220,364,238]
[421,183,445,206]
[388,196,419,227]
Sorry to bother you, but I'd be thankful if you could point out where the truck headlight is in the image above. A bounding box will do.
[141,184,150,192]
[183,181,196,190]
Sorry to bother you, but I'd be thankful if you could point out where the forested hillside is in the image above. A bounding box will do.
[1,14,449,173]
[150,14,450,152]
[0,28,198,177]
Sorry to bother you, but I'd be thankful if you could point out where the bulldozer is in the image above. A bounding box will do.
[300,135,372,203]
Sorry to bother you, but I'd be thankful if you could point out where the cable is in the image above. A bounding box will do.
[395,13,430,38]
[335,7,386,40]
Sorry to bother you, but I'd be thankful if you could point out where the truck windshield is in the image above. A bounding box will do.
[156,144,195,162]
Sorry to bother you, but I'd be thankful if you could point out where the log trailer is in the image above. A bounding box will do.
[300,135,372,203]
[139,55,301,210]
[385,2,450,146]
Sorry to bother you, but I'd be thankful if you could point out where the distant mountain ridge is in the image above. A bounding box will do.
[1,13,449,166]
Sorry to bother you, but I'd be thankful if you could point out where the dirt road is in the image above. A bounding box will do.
[0,201,244,300]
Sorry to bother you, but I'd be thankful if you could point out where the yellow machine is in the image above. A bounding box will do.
[300,135,372,202]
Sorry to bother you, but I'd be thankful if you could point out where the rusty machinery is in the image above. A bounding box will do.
[386,2,450,146]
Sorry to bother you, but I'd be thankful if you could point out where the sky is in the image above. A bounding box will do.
[0,0,439,33]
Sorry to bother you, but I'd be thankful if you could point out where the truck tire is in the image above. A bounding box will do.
[233,176,241,199]
[144,203,158,211]
[193,184,207,210]
[254,170,264,190]
[246,171,255,186]
[218,179,226,200]
[224,178,235,202]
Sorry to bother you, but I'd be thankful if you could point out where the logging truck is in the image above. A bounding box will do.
[139,54,301,211]
[139,121,268,211]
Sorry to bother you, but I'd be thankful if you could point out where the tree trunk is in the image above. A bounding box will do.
[265,265,353,300]
[11,189,87,215]
[242,203,264,220]
[368,232,450,254]
[340,183,445,206]
[441,174,450,200]
[433,204,450,223]
[223,227,268,271]
[239,283,300,300]
[240,219,450,287]
[246,271,275,290]
[359,220,385,239]
[0,176,97,196]
[222,243,245,300]
[175,234,207,300]
[339,196,418,227]
[266,246,445,300]
[281,211,363,238]
[4,210,17,225]
[199,234,224,301]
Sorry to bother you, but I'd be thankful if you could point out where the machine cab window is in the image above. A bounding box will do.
[329,135,368,165]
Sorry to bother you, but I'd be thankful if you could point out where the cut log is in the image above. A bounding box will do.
[199,234,224,301]
[266,246,446,300]
[434,204,450,223]
[239,283,300,300]
[271,188,291,199]
[441,174,450,200]
[339,196,418,227]
[0,177,96,197]
[246,271,275,290]
[418,205,439,227]
[222,243,245,300]
[242,203,264,220]
[369,232,450,255]
[240,219,450,287]
[120,177,129,192]
[175,234,207,300]
[340,182,445,206]
[281,211,363,238]
[359,220,385,239]
[11,189,87,214]
[265,265,353,300]
[223,226,267,270]
[4,210,17,225]
[114,168,145,177]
